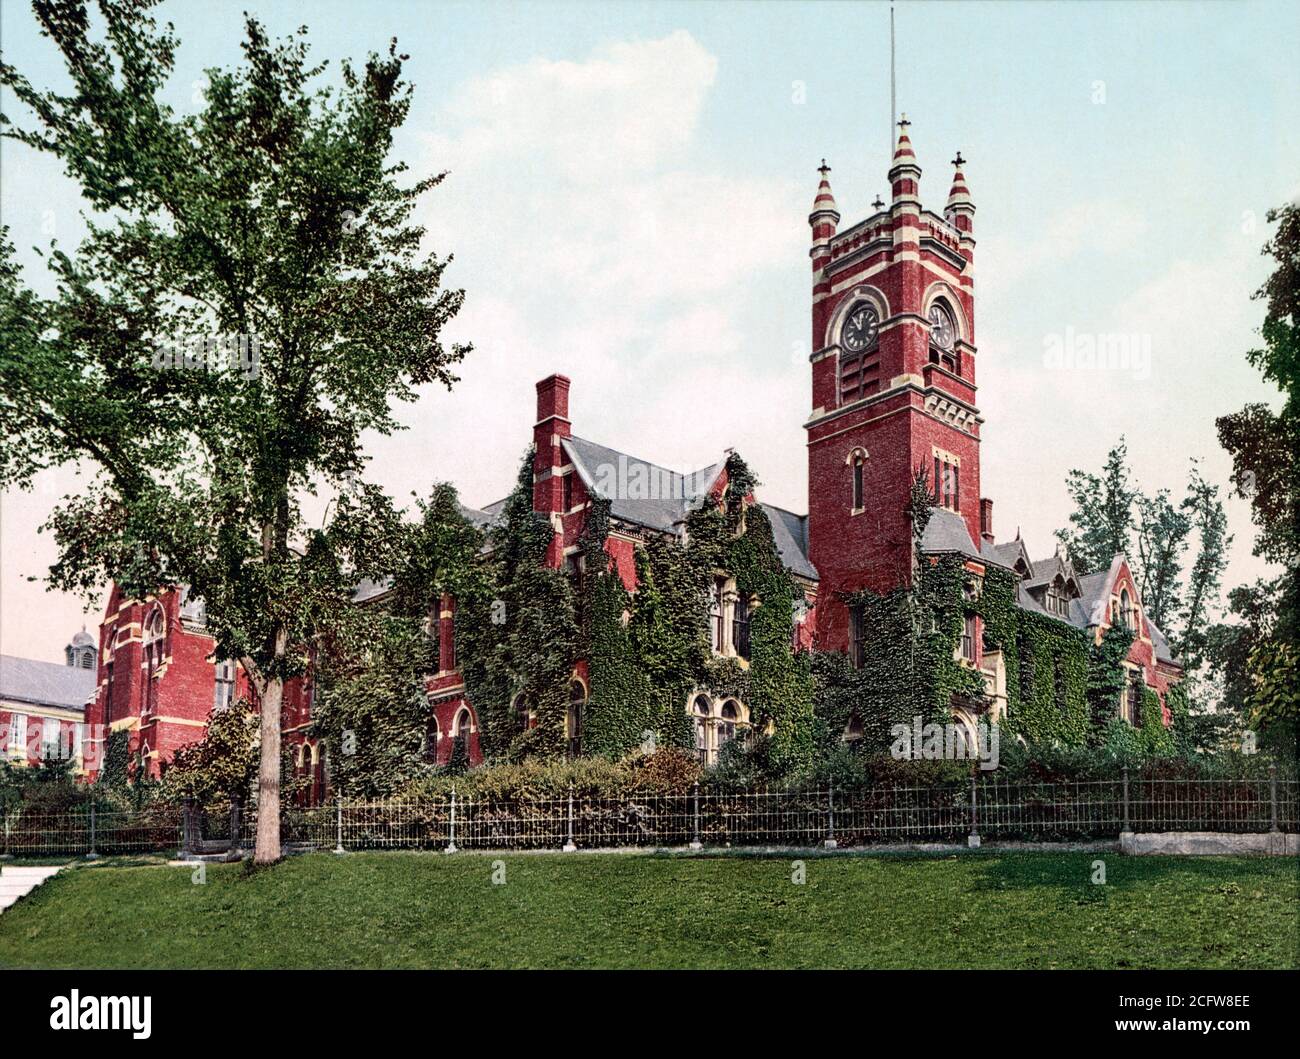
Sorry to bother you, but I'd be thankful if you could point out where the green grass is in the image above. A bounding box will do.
[1,851,1295,969]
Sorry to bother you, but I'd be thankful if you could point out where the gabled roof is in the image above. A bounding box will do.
[561,435,722,535]
[1023,553,1080,592]
[560,436,818,581]
[0,655,96,713]
[1076,554,1127,627]
[984,539,1033,576]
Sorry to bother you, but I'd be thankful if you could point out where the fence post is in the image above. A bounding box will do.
[823,783,837,849]
[181,796,196,857]
[1122,765,1131,833]
[229,796,242,858]
[333,795,346,854]
[967,771,981,848]
[86,797,99,860]
[1268,765,1279,834]
[689,782,702,850]
[447,787,459,854]
[563,783,577,852]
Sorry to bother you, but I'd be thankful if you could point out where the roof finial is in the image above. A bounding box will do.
[897,112,911,131]
[872,194,884,211]
[951,150,966,168]
[818,158,831,176]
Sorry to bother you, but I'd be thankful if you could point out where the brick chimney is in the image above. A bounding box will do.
[979,497,994,546]
[532,375,572,559]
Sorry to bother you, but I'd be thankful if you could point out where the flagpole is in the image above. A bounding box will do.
[890,3,896,159]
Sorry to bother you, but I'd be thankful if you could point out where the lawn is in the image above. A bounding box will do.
[0,850,1295,969]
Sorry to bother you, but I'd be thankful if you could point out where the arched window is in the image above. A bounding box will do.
[839,301,881,403]
[512,692,534,733]
[843,712,864,742]
[849,449,866,511]
[692,695,712,764]
[453,709,474,756]
[718,700,740,751]
[143,606,166,716]
[1119,589,1134,630]
[566,680,587,761]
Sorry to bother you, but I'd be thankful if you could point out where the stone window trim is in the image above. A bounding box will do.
[688,691,750,766]
[708,573,757,662]
[931,446,961,513]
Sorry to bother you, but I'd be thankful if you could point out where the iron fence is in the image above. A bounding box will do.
[2,771,1294,857]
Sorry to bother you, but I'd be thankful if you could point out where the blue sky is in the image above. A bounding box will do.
[2,0,1297,660]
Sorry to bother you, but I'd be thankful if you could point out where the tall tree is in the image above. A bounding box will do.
[1055,437,1137,574]
[0,3,468,862]
[1176,460,1230,669]
[1133,486,1190,632]
[1214,201,1300,749]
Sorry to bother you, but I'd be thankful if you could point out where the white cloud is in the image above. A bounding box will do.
[396,31,805,513]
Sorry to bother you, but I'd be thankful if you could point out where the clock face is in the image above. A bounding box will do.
[929,303,956,350]
[842,303,879,354]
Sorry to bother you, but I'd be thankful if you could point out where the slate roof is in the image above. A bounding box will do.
[920,509,987,565]
[0,655,96,713]
[561,435,721,535]
[984,539,1032,575]
[760,504,818,582]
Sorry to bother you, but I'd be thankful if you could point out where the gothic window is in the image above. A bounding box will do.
[143,607,165,717]
[839,301,881,403]
[566,681,587,761]
[843,712,864,743]
[851,451,865,511]
[693,695,712,765]
[733,593,751,661]
[1119,589,1132,630]
[213,659,236,712]
[453,708,474,758]
[849,604,867,669]
[717,700,741,754]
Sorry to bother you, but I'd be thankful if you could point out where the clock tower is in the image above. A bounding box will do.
[805,120,982,653]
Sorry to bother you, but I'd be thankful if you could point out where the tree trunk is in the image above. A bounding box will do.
[253,629,287,865]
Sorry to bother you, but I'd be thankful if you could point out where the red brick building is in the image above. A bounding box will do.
[73,122,1181,790]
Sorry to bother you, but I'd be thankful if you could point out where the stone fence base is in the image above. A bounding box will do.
[1120,830,1297,856]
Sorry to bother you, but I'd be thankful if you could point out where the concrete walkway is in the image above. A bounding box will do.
[0,865,63,913]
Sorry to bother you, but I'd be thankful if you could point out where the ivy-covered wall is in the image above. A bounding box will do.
[815,477,1133,755]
